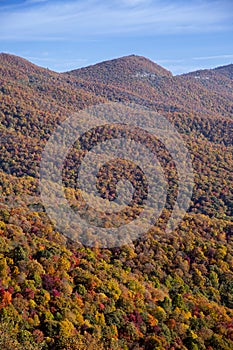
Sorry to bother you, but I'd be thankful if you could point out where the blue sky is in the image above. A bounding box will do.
[0,0,233,74]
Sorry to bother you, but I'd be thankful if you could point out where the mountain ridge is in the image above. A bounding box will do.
[0,51,233,350]
[1,51,233,76]
[66,54,173,80]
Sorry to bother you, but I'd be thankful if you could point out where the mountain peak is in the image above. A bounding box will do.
[66,54,172,84]
[100,54,172,75]
[0,52,36,68]
[0,52,54,77]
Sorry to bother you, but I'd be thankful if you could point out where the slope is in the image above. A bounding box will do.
[0,53,233,350]
[181,63,233,103]
[65,55,233,122]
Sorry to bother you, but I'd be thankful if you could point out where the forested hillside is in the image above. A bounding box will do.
[0,53,232,350]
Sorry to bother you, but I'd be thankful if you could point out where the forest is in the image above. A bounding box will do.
[0,53,233,349]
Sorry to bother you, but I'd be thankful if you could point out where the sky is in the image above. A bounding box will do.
[0,0,233,75]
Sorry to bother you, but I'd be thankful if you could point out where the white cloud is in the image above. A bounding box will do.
[0,0,232,41]
[193,54,233,60]
[154,54,233,74]
[165,64,209,75]
[120,0,151,6]
[157,58,185,64]
[25,0,48,3]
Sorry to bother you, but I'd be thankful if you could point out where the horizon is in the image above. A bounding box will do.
[1,51,233,76]
[0,0,233,75]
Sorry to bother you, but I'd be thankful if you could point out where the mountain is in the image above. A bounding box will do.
[181,63,233,103]
[65,55,233,128]
[0,53,233,350]
[67,54,172,82]
[0,52,106,177]
[213,63,233,79]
